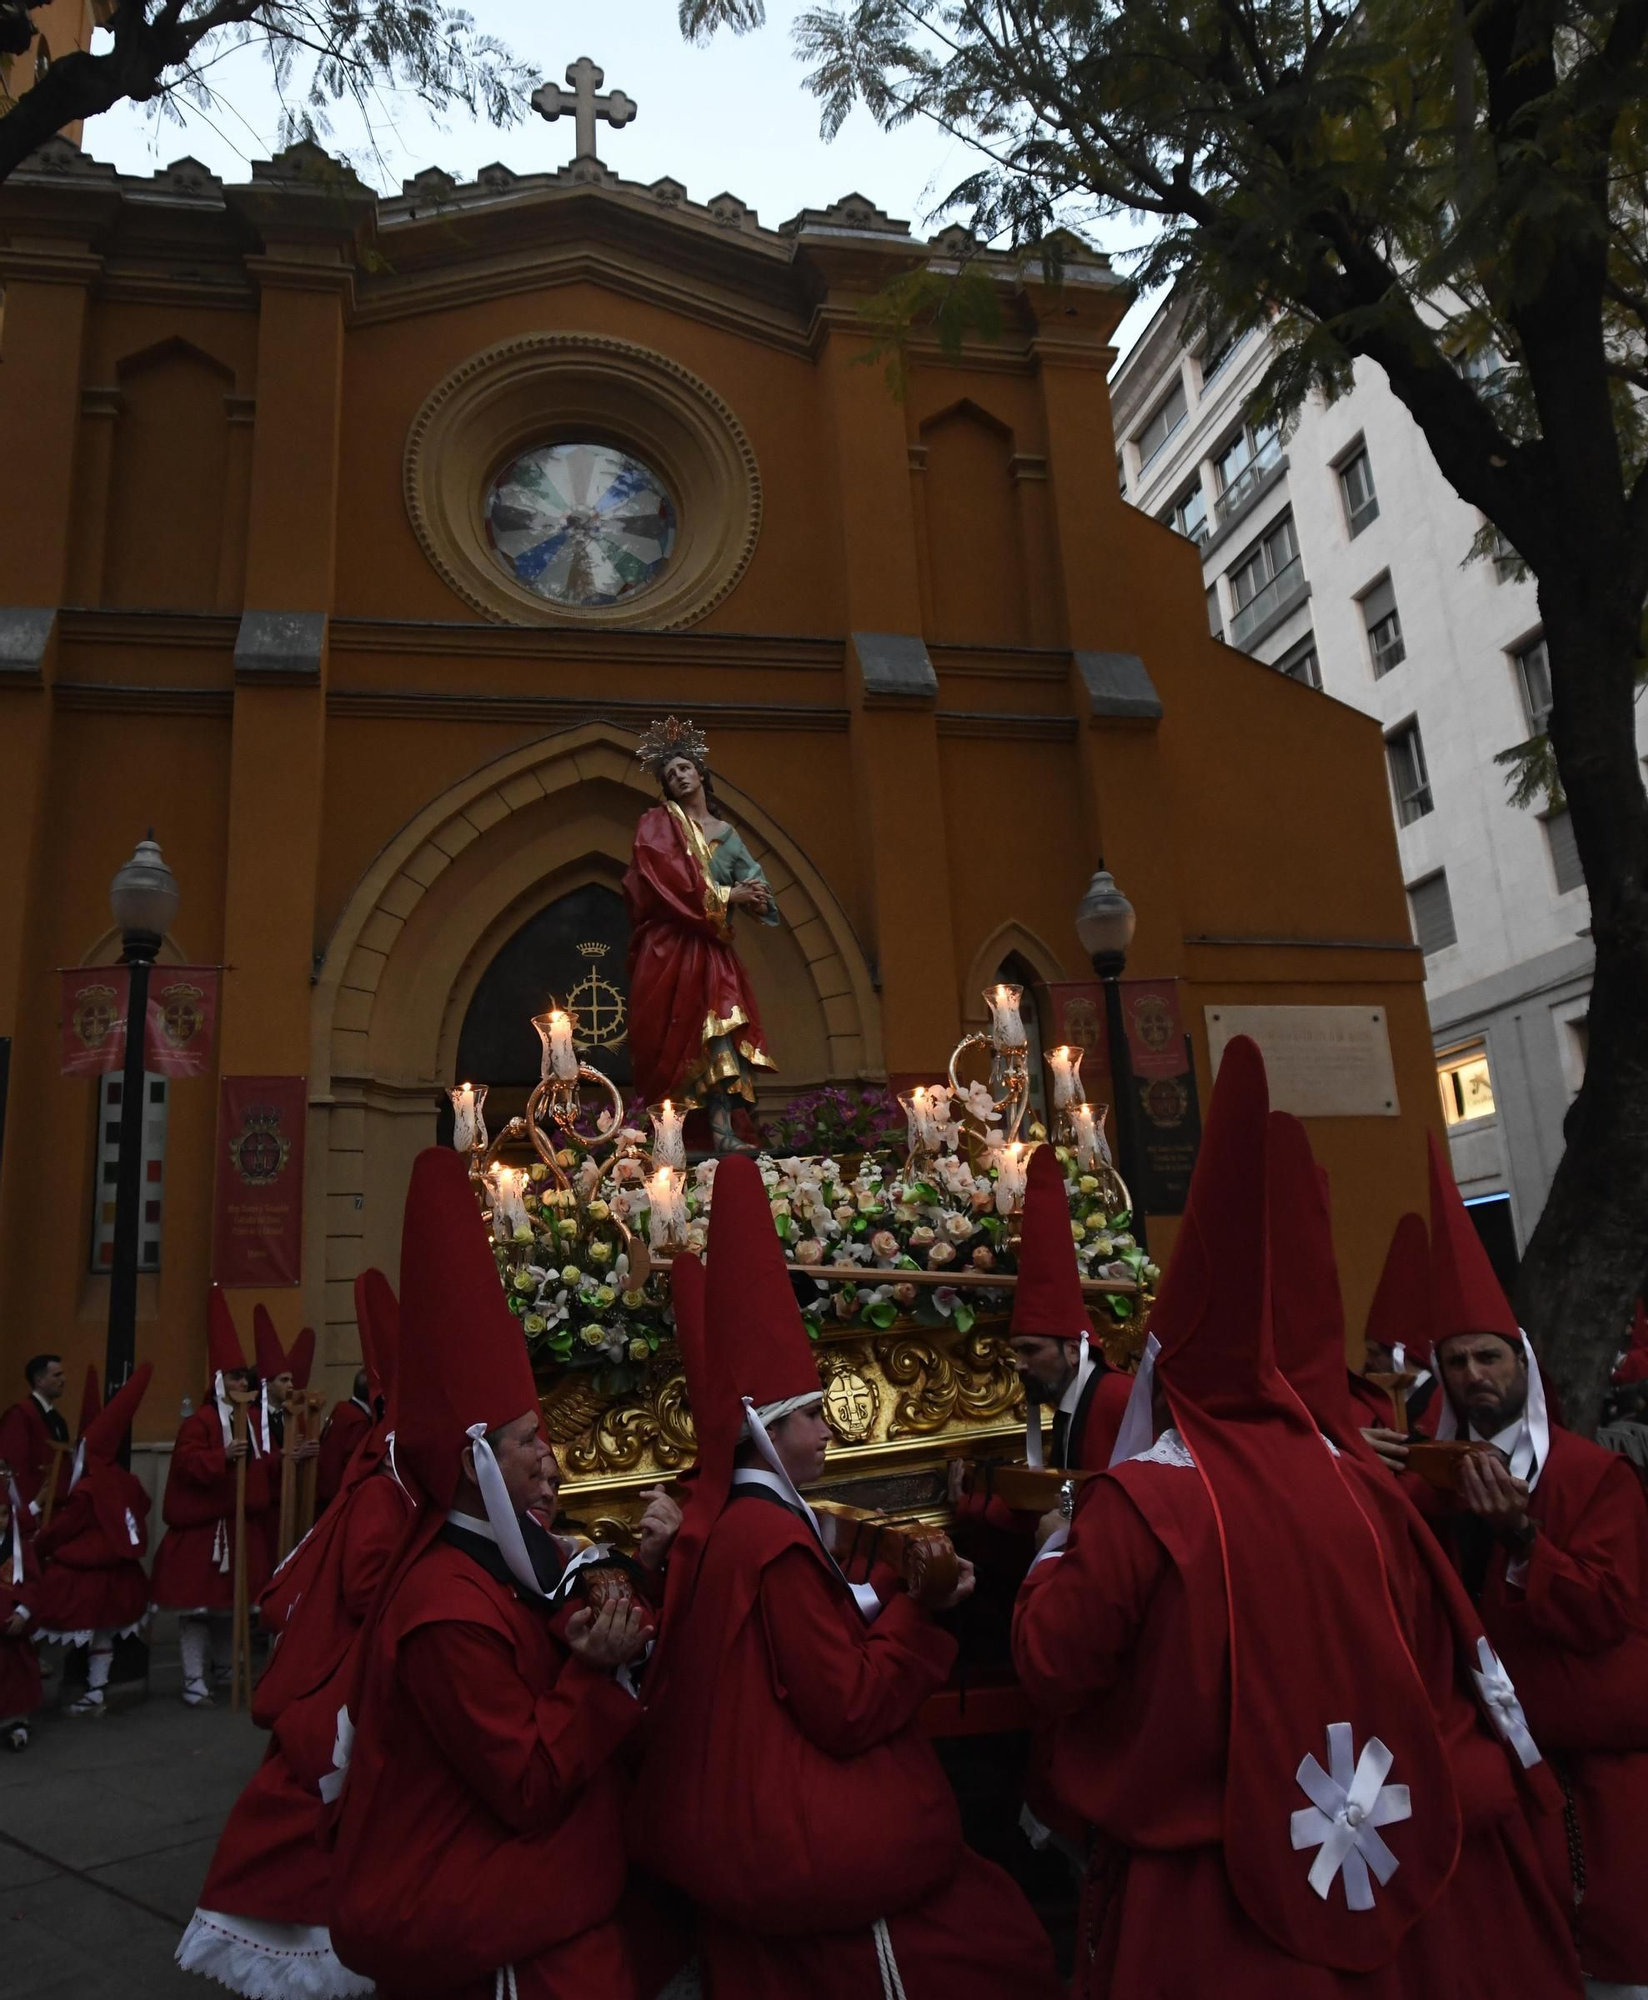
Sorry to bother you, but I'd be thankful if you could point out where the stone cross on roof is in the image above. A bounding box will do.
[531,58,637,165]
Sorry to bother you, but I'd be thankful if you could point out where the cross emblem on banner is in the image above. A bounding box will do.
[531,57,637,165]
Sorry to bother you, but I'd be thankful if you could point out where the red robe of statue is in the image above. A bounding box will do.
[330,1537,653,2000]
[151,1404,278,1613]
[622,802,775,1106]
[0,1535,41,1725]
[33,1467,151,1641]
[630,1487,1062,1998]
[315,1399,373,1512]
[181,1469,415,1989]
[1413,1426,1648,1984]
[0,1395,70,1522]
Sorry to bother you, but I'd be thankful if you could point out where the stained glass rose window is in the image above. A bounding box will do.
[485,443,677,607]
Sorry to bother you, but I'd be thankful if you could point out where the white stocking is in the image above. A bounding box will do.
[179,1616,210,1694]
[87,1640,114,1692]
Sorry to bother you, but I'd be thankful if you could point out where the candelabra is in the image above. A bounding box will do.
[948,982,1031,1146]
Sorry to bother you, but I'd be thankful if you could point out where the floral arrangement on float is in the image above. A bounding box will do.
[451,988,1158,1397]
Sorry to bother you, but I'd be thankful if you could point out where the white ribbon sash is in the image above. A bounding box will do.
[1290,1723,1411,1910]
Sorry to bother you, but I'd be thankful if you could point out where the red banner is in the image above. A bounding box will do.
[212,1075,307,1287]
[145,967,219,1077]
[59,968,129,1076]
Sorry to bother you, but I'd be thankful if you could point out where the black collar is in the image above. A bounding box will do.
[439,1512,568,1606]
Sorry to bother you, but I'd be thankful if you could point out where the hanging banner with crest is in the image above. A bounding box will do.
[145,968,219,1077]
[212,1075,307,1287]
[59,968,131,1076]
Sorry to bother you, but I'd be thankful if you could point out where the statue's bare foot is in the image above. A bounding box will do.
[709,1096,759,1156]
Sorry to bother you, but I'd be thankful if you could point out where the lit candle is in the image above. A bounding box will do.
[987,982,1026,1048]
[1071,1102,1114,1173]
[549,1009,578,1082]
[648,1166,686,1250]
[490,1166,529,1240]
[451,1083,477,1152]
[1046,1045,1083,1110]
[652,1098,686,1171]
[992,1139,1029,1215]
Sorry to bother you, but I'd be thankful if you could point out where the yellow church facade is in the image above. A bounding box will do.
[0,96,1439,1441]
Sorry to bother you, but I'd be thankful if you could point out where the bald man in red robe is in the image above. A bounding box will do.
[1015,1040,1468,1997]
[631,1153,1061,1998]
[1414,1134,1648,1991]
[330,1151,678,2000]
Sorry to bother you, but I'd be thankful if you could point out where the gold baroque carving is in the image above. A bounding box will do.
[403,333,762,631]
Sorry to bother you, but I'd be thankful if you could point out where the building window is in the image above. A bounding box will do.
[485,441,677,608]
[1276,634,1321,688]
[1408,870,1457,954]
[1515,633,1552,735]
[1543,808,1584,895]
[1213,416,1282,525]
[1116,451,1128,496]
[1437,1043,1496,1127]
[1206,584,1224,641]
[1338,445,1379,538]
[89,1072,168,1275]
[1200,324,1242,387]
[1164,480,1209,544]
[1135,379,1188,470]
[1226,514,1303,648]
[1451,344,1500,388]
[1361,575,1406,677]
[1386,721,1434,825]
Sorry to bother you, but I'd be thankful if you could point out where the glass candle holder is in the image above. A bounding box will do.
[449,1082,488,1154]
[985,982,1027,1049]
[1046,1045,1083,1111]
[532,1007,579,1083]
[651,1098,687,1172]
[1071,1102,1114,1174]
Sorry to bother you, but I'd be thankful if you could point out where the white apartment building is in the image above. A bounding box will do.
[1111,290,1648,1264]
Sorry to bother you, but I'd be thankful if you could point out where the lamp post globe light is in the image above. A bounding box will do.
[105,833,179,1417]
[1074,865,1148,1251]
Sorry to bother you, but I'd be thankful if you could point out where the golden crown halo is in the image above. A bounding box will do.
[636,715,710,776]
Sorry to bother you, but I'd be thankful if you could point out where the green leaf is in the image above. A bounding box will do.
[953,1304,975,1334]
[864,1300,899,1329]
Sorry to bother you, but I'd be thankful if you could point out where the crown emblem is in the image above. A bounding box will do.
[636,714,709,775]
[575,940,610,960]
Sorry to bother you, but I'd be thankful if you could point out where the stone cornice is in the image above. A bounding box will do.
[324,686,848,731]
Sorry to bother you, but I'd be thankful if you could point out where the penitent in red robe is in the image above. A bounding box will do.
[150,1404,278,1614]
[1413,1426,1648,1984]
[622,802,775,1107]
[630,1487,1062,1998]
[315,1400,373,1512]
[0,1396,69,1523]
[331,1536,657,2000]
[0,1537,42,1725]
[33,1466,151,1642]
[179,1469,415,1992]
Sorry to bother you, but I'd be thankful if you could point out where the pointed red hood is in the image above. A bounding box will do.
[1427,1133,1519,1348]
[75,1364,102,1444]
[658,1252,723,1641]
[1615,1299,1648,1387]
[287,1327,316,1392]
[706,1155,819,1414]
[395,1148,537,1508]
[1012,1143,1093,1342]
[1364,1212,1434,1370]
[1145,1039,1459,1969]
[253,1303,288,1384]
[1266,1113,1370,1460]
[206,1287,247,1381]
[354,1268,401,1410]
[82,1364,153,1465]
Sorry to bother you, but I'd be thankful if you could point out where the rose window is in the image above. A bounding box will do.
[484,442,677,607]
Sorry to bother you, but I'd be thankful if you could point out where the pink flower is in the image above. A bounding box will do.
[794,1238,825,1266]
[909,1225,936,1248]
[870,1229,900,1261]
[892,1281,918,1308]
[927,1239,956,1267]
[971,1245,995,1271]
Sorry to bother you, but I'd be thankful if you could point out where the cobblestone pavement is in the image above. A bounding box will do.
[0,1628,264,1999]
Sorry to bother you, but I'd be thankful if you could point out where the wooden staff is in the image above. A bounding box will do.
[227,1387,257,1713]
[1364,1369,1418,1434]
[35,1439,75,1533]
[277,1388,305,1561]
[295,1391,326,1541]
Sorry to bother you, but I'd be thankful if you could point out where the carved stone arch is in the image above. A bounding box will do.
[308,721,882,1364]
[959,919,1070,1031]
[915,399,1029,644]
[103,336,238,609]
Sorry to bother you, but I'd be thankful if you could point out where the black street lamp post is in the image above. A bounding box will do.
[1074,864,1148,1253]
[105,835,180,1431]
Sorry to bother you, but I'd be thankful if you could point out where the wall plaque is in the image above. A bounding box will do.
[1205,1005,1400,1118]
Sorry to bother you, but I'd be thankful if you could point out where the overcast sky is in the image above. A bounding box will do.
[79,1,1158,360]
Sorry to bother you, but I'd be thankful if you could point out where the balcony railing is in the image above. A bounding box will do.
[1214,437,1283,525]
[1229,554,1305,648]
